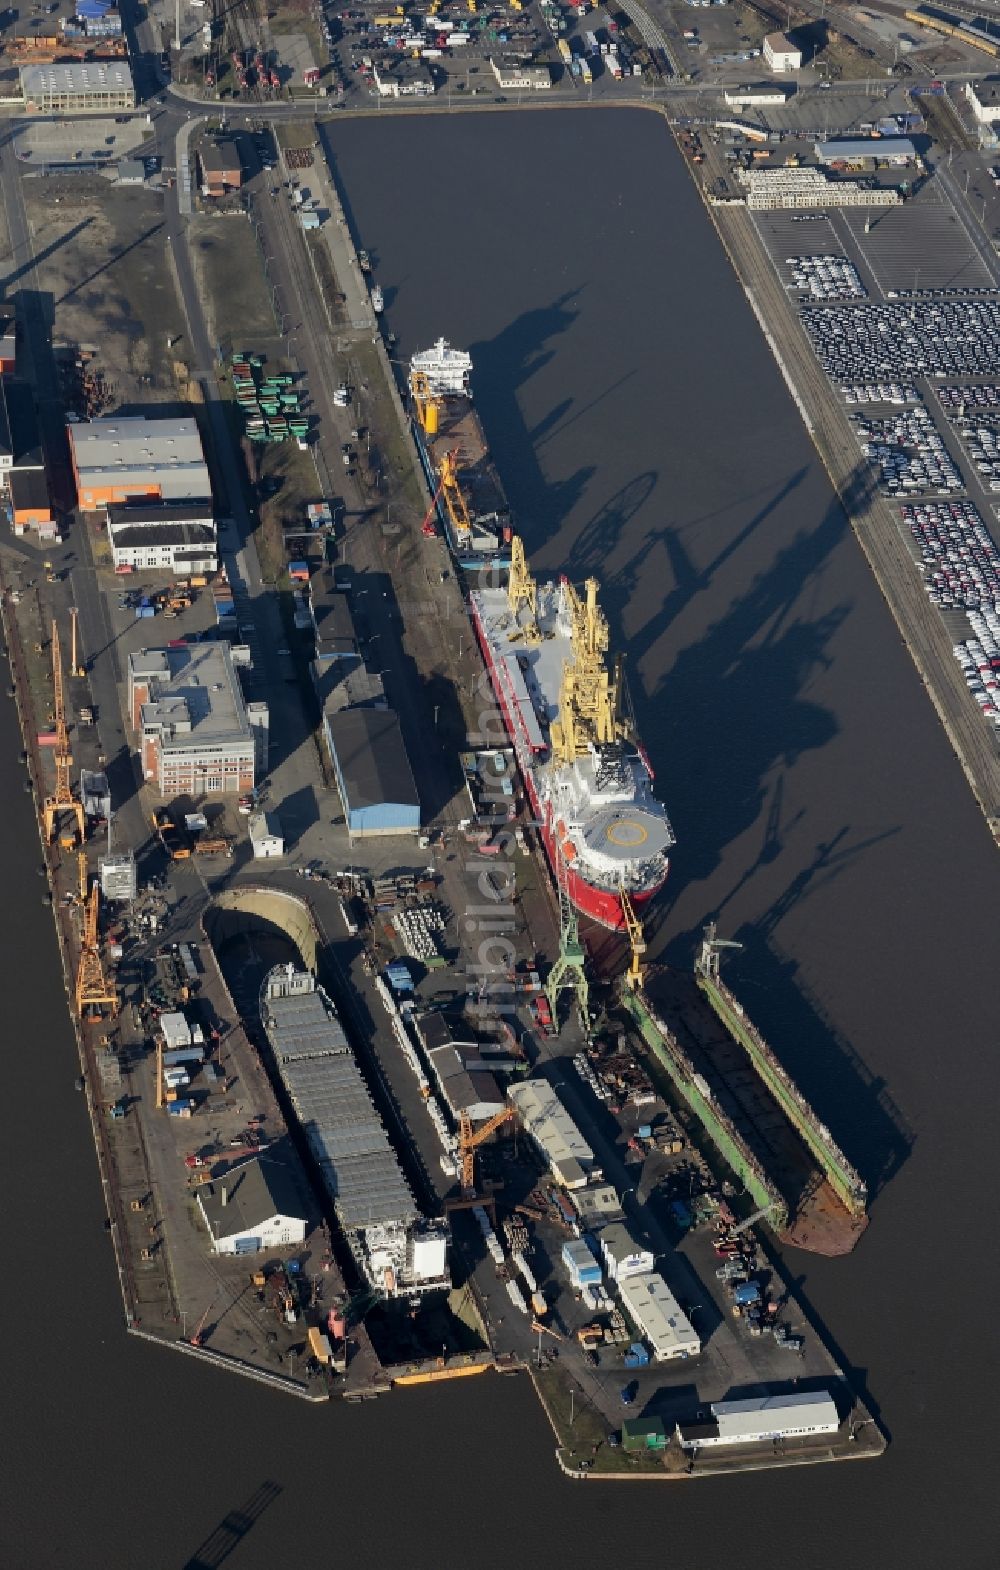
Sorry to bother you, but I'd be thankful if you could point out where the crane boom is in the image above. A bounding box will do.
[41,619,86,846]
[459,1106,514,1196]
[619,880,646,990]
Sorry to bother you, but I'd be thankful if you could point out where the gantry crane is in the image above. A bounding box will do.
[459,1106,515,1197]
[695,920,743,982]
[41,619,86,848]
[75,851,118,1020]
[619,880,646,991]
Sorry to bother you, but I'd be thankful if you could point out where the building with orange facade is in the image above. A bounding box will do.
[67,415,211,510]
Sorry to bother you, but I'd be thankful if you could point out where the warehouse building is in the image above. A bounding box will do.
[507,1080,597,1190]
[128,643,256,797]
[600,1222,656,1282]
[197,1157,307,1257]
[677,1390,840,1451]
[68,415,211,509]
[763,31,802,71]
[490,58,552,89]
[570,1181,624,1232]
[965,78,1000,126]
[616,1271,701,1362]
[317,662,386,716]
[106,502,218,574]
[309,570,360,663]
[814,137,917,166]
[9,469,55,539]
[325,707,420,837]
[724,83,793,105]
[427,1042,505,1123]
[20,61,136,114]
[372,59,435,96]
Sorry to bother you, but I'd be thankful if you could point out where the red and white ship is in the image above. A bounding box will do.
[469,539,674,931]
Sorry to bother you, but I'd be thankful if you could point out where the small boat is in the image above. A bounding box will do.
[371,284,384,314]
[75,1075,85,1092]
[358,249,371,273]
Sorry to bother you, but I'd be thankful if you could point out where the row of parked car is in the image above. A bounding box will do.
[802,297,1000,382]
[854,404,963,496]
[904,499,1000,611]
[842,381,919,406]
[784,253,866,302]
[954,622,1000,729]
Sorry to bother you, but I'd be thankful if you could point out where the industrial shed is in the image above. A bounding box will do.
[197,1157,307,1256]
[326,708,420,838]
[677,1391,840,1450]
[616,1271,701,1362]
[507,1080,597,1189]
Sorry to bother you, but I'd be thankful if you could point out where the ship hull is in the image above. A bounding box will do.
[470,597,669,932]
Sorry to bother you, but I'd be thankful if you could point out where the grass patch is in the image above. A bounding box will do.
[276,121,320,154]
[532,1365,663,1475]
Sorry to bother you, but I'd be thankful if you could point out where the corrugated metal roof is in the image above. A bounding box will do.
[263,976,415,1232]
[327,707,419,812]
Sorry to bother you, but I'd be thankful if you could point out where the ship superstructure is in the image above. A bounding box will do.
[408,339,511,564]
[260,965,449,1300]
[470,538,674,930]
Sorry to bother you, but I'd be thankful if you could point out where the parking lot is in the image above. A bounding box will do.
[837,189,994,293]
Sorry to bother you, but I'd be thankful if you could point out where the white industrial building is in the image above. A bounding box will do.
[762,31,802,72]
[616,1271,701,1362]
[677,1390,840,1451]
[197,1158,308,1256]
[507,1080,597,1190]
[724,83,792,106]
[600,1222,656,1282]
[965,78,1000,127]
[490,58,552,90]
[21,61,136,114]
[106,502,217,575]
[249,810,284,859]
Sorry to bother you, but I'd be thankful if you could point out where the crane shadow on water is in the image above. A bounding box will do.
[181,1481,283,1570]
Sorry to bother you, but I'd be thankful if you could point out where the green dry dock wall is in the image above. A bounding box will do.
[697,975,867,1218]
[620,989,787,1229]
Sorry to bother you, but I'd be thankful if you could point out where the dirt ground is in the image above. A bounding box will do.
[20,178,186,408]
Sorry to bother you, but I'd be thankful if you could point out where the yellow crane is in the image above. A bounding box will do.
[620,880,646,990]
[411,368,441,436]
[439,448,473,546]
[41,619,86,848]
[75,852,118,1019]
[550,576,622,766]
[69,605,85,678]
[507,535,540,642]
[459,1106,515,1197]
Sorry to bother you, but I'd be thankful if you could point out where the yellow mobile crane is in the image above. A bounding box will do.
[41,619,86,848]
[75,852,118,1020]
[550,577,622,767]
